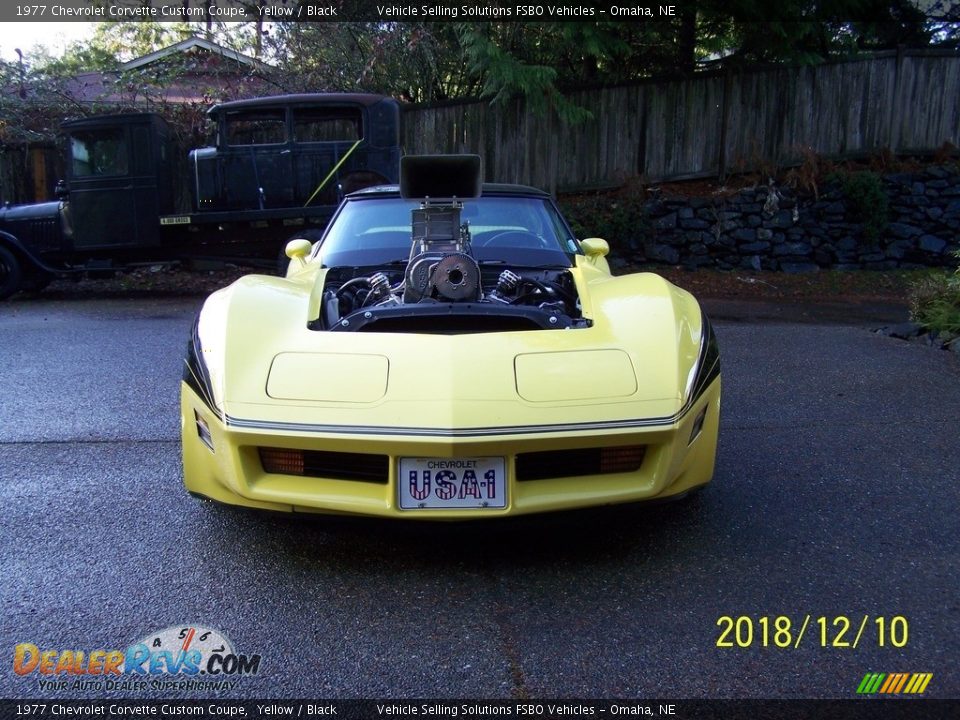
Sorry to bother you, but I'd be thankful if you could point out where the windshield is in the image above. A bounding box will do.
[317,195,579,267]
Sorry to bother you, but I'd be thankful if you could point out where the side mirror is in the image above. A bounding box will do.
[580,237,609,258]
[580,237,611,274]
[282,238,313,277]
[54,180,69,200]
[285,238,312,260]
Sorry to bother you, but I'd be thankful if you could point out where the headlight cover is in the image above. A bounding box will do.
[684,312,720,409]
[183,318,218,413]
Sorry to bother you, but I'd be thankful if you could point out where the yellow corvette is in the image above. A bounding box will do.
[180,156,720,519]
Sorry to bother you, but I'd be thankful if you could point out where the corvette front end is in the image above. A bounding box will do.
[181,382,719,519]
[180,156,721,520]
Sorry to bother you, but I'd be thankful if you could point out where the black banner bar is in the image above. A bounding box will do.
[2,700,960,720]
[2,0,957,24]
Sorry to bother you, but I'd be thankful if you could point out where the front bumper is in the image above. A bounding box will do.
[180,378,721,520]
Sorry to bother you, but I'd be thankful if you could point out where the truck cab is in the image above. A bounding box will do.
[0,113,176,296]
[0,93,402,299]
[193,93,400,212]
[63,113,175,250]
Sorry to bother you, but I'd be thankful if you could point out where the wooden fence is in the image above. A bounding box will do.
[3,50,959,203]
[403,49,960,192]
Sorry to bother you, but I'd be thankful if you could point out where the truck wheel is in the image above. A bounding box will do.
[23,272,53,293]
[0,246,23,300]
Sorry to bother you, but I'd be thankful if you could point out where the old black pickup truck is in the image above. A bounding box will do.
[0,93,401,298]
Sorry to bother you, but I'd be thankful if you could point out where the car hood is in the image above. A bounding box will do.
[194,258,706,435]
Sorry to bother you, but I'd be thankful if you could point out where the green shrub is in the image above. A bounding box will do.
[909,251,960,337]
[558,191,649,249]
[838,171,890,241]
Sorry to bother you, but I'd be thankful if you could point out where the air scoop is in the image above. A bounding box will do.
[399,154,482,200]
[400,154,485,304]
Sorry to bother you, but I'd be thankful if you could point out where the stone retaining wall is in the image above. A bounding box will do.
[623,165,960,271]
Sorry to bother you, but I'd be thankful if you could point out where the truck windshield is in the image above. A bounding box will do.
[293,107,362,142]
[71,129,128,177]
[225,109,286,145]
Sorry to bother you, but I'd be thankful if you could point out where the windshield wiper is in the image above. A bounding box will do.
[482,262,570,270]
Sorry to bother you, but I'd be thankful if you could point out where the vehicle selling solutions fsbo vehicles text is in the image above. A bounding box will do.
[369,5,676,18]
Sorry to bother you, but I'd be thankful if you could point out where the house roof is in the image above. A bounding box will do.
[55,37,273,105]
[120,36,266,72]
[61,70,272,105]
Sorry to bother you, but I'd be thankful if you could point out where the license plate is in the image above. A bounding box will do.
[398,457,506,510]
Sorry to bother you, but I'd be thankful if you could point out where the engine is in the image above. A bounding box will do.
[313,155,588,334]
[315,217,584,333]
[403,203,481,304]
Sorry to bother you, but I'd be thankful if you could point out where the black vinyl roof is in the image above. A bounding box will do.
[348,183,551,199]
[62,113,165,129]
[208,93,395,115]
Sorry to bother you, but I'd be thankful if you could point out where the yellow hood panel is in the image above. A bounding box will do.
[515,349,637,402]
[199,265,703,432]
[267,352,388,402]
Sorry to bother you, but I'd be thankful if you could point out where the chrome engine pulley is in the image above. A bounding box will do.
[429,252,481,301]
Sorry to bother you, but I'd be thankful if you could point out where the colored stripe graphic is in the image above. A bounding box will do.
[181,627,196,652]
[893,673,909,693]
[857,672,932,694]
[879,674,897,693]
[856,674,875,694]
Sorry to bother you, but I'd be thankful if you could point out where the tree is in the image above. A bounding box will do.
[261,22,477,101]
[5,7,955,132]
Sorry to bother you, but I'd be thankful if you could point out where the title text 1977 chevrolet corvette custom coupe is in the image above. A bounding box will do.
[180,155,720,519]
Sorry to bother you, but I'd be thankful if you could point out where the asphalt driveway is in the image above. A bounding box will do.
[0,295,957,700]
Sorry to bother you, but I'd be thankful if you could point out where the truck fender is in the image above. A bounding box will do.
[0,230,68,276]
[0,231,68,299]
[0,235,25,299]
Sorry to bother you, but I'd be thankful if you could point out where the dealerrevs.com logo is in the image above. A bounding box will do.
[13,625,262,692]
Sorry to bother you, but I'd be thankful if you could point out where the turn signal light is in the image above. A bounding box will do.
[688,407,708,445]
[259,447,305,475]
[194,411,214,452]
[599,445,646,474]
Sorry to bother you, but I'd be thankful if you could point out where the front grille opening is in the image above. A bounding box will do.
[357,315,544,334]
[259,447,389,484]
[516,445,646,481]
